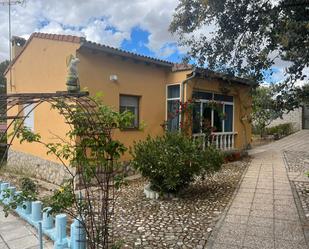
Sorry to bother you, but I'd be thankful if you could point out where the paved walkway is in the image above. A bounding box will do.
[1,131,309,249]
[0,207,53,249]
[207,130,309,249]
[249,130,309,154]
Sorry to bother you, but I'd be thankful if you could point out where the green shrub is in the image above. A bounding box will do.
[0,177,37,217]
[130,133,224,194]
[20,177,37,192]
[266,123,293,138]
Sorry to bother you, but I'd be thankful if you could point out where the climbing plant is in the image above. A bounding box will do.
[6,94,133,249]
[164,98,225,140]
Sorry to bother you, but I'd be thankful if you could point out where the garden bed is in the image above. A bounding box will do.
[0,168,56,199]
[0,158,249,248]
[113,158,249,248]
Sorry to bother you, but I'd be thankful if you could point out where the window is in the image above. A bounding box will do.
[120,95,139,128]
[23,104,35,131]
[192,91,234,133]
[166,84,181,132]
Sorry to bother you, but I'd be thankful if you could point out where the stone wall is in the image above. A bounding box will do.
[6,149,137,186]
[268,107,303,132]
[7,149,73,185]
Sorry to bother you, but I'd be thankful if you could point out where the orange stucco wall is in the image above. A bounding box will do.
[6,37,80,162]
[5,37,253,165]
[186,78,252,149]
[77,49,170,160]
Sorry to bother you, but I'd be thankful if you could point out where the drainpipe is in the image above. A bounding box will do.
[181,68,197,103]
[180,68,197,135]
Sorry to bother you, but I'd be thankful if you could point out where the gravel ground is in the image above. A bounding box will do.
[284,150,309,221]
[0,159,249,248]
[293,181,309,220]
[113,159,249,249]
[284,150,309,173]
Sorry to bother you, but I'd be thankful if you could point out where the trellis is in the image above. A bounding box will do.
[0,91,115,248]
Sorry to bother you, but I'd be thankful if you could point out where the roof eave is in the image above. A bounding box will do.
[194,68,258,87]
[79,42,173,68]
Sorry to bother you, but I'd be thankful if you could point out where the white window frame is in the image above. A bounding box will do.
[193,91,234,133]
[166,83,182,131]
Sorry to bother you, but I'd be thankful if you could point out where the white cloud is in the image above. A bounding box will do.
[0,0,181,62]
[1,0,305,84]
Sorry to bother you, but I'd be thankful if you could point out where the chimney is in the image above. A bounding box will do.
[11,36,26,59]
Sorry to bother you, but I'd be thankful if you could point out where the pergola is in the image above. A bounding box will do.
[0,91,115,248]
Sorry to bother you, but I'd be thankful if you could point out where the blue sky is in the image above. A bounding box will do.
[121,27,184,63]
[0,0,182,62]
[0,0,305,84]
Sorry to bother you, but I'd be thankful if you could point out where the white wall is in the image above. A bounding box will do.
[268,108,303,131]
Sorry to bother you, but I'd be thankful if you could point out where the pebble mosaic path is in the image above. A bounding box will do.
[1,130,309,249]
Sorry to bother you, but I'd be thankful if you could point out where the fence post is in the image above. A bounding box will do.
[31,201,42,222]
[42,207,53,230]
[70,218,86,249]
[0,182,9,200]
[7,186,16,202]
[15,191,22,213]
[38,221,43,249]
[23,200,32,215]
[54,214,68,249]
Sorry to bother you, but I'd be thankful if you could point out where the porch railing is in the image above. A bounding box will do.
[192,132,237,151]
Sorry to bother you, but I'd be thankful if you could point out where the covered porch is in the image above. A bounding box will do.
[166,69,253,151]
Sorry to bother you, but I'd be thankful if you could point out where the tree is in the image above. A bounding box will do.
[7,96,133,249]
[252,83,309,137]
[273,83,309,113]
[170,0,309,85]
[252,86,278,137]
[0,60,9,94]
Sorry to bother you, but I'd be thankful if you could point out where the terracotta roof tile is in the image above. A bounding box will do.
[82,40,173,67]
[4,32,256,87]
[5,32,173,73]
[172,63,193,72]
[31,32,83,43]
[4,32,83,74]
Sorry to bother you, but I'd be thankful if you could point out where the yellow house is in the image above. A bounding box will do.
[4,33,256,183]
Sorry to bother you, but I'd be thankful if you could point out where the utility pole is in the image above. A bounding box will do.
[0,0,24,91]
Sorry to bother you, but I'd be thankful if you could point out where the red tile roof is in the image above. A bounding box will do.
[81,40,173,67]
[4,32,256,86]
[172,63,193,72]
[5,33,83,75]
[32,32,83,43]
[5,32,172,74]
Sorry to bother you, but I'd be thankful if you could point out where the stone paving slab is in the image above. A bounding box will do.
[0,208,53,249]
[249,130,309,155]
[206,149,309,249]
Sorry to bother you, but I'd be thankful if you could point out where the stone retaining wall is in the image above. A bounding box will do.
[7,149,72,185]
[6,149,137,186]
[268,107,303,131]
